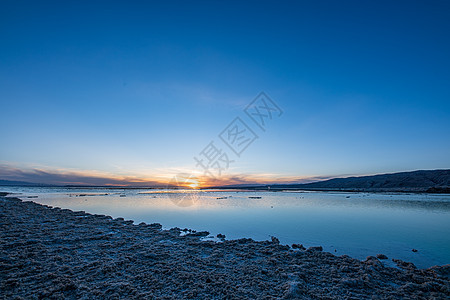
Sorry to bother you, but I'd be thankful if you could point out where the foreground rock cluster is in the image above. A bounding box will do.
[1,195,449,299]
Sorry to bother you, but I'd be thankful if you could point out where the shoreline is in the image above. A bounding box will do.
[1,194,449,299]
[2,184,450,194]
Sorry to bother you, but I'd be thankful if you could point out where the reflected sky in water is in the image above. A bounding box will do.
[3,186,450,268]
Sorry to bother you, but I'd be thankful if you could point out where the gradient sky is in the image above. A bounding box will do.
[1,1,449,186]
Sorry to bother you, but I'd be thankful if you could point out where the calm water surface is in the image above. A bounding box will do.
[3,186,450,268]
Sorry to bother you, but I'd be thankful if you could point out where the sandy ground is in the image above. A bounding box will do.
[1,194,449,299]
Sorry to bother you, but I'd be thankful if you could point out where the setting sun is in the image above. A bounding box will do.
[187,180,200,189]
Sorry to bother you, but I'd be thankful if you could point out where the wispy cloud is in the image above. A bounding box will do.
[134,81,250,109]
[0,163,330,187]
[0,164,164,186]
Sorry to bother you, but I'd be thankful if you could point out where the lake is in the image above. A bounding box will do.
[2,186,450,269]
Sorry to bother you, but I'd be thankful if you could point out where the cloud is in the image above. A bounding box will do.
[0,163,328,187]
[197,173,327,187]
[0,164,164,186]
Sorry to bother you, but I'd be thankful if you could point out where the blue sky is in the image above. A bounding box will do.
[1,1,449,186]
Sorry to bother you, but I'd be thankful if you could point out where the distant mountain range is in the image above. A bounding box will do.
[0,180,48,186]
[1,169,449,193]
[216,169,450,193]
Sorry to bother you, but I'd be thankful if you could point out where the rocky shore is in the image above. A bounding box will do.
[1,194,449,299]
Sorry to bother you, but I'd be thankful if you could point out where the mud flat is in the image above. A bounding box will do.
[0,194,449,299]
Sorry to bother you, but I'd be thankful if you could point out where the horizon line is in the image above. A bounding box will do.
[1,164,448,189]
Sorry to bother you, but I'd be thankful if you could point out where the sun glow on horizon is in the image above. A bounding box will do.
[188,182,200,189]
[0,162,328,187]
[184,177,200,189]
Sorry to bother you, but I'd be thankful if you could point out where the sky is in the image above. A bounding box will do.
[1,0,449,187]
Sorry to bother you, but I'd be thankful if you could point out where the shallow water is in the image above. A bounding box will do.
[2,186,450,268]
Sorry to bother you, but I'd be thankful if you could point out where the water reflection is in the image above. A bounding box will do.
[2,186,450,268]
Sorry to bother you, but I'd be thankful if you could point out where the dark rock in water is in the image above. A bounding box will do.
[364,256,383,266]
[271,236,280,244]
[279,245,290,251]
[365,256,378,261]
[169,227,181,234]
[292,244,306,250]
[248,196,261,199]
[307,246,323,252]
[428,264,450,279]
[376,254,388,259]
[217,233,226,239]
[188,231,209,237]
[148,223,162,230]
[412,249,418,252]
[393,258,417,270]
[236,238,253,244]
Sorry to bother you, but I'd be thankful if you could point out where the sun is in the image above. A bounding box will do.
[184,177,200,189]
[188,181,200,189]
